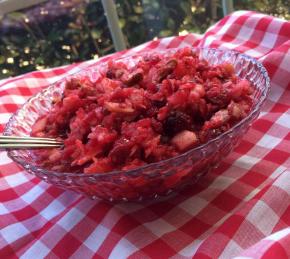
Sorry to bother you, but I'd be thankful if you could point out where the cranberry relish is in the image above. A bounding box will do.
[31,47,253,173]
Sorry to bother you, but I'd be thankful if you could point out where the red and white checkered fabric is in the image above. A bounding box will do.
[0,11,289,258]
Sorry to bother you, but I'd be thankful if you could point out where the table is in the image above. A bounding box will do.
[0,11,289,258]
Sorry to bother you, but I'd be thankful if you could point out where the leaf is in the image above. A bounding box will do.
[35,57,44,65]
[133,6,143,14]
[0,56,5,64]
[128,15,140,22]
[159,30,172,37]
[118,18,126,28]
[7,12,26,21]
[91,29,101,39]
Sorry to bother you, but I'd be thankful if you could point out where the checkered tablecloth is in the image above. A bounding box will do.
[0,11,289,258]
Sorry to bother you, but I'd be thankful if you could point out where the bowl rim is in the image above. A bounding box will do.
[4,47,271,178]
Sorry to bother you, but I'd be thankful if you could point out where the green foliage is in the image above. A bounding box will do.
[115,0,222,46]
[235,0,290,19]
[0,0,114,78]
[0,0,289,79]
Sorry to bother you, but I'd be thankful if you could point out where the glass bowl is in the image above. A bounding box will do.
[4,48,270,202]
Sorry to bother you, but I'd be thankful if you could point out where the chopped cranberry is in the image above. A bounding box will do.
[31,48,253,174]
[163,111,192,136]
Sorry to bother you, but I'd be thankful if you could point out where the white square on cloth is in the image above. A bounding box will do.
[246,200,280,236]
[256,134,281,149]
[260,32,278,49]
[83,225,110,252]
[1,222,29,245]
[21,240,50,258]
[143,218,175,237]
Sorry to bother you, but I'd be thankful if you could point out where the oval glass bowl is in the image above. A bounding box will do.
[4,48,270,202]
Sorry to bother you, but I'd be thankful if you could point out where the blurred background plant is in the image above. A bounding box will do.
[0,0,289,79]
